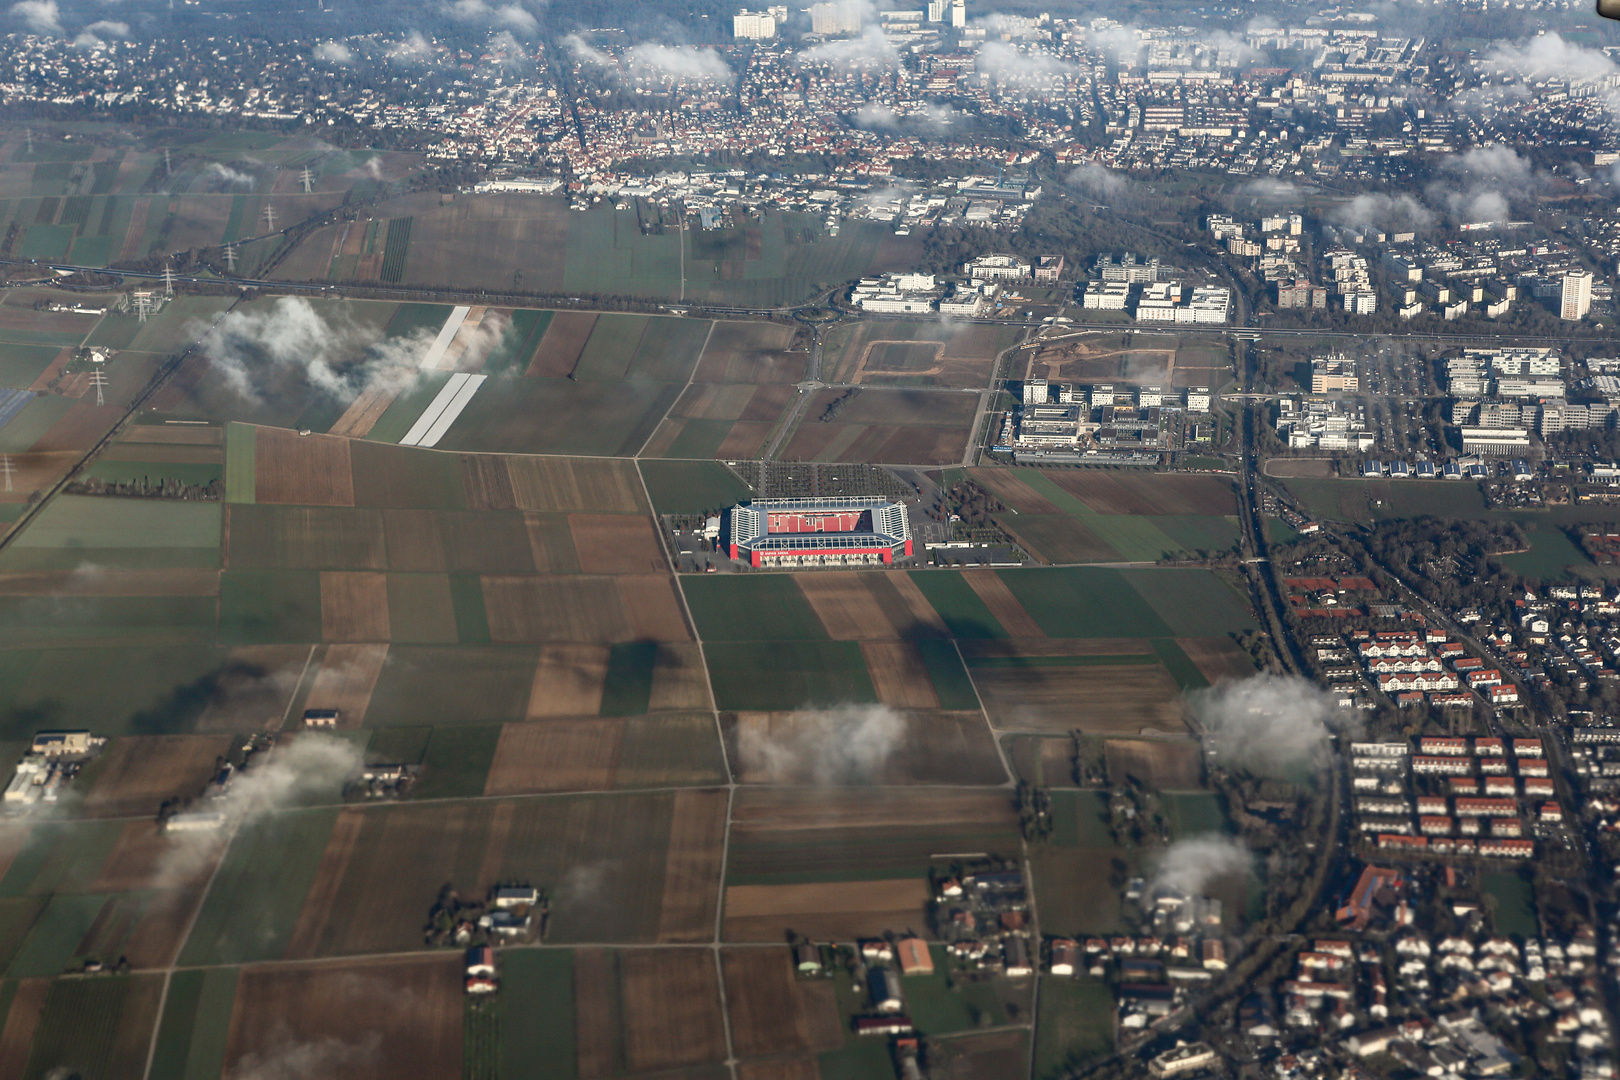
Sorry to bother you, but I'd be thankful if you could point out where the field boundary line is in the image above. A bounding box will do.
[141,822,242,1080]
[631,456,740,1079]
[277,644,318,730]
[634,317,716,460]
[951,636,1015,788]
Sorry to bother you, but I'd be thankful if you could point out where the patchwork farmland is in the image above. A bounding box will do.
[0,270,1265,1078]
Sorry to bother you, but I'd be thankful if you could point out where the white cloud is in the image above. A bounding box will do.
[976,41,1078,83]
[1085,23,1142,65]
[196,296,484,405]
[1238,177,1303,202]
[442,0,538,36]
[854,102,900,128]
[84,18,126,35]
[10,0,62,35]
[386,30,433,62]
[202,162,255,189]
[800,26,899,69]
[737,706,905,785]
[1485,33,1617,83]
[1150,835,1251,897]
[1066,161,1129,200]
[562,33,612,68]
[565,37,730,81]
[625,43,730,80]
[1431,145,1537,223]
[314,41,353,63]
[1332,192,1435,232]
[1189,673,1347,777]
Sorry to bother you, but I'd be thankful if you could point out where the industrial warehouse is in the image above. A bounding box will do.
[725,496,913,568]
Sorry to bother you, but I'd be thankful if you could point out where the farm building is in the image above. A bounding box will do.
[1051,939,1080,975]
[725,497,912,567]
[795,943,823,972]
[868,967,903,1013]
[165,810,228,832]
[466,946,495,977]
[896,937,934,976]
[493,887,539,909]
[302,709,340,728]
[30,730,101,756]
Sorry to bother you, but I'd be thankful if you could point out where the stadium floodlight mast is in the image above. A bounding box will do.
[89,370,108,408]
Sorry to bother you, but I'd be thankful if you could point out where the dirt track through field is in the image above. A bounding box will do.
[303,643,389,725]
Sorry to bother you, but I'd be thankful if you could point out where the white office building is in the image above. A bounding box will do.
[810,0,863,35]
[1562,269,1593,321]
[733,7,786,38]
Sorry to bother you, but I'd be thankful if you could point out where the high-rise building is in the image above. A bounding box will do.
[950,0,966,28]
[810,0,862,35]
[1562,269,1593,321]
[927,0,946,20]
[733,8,781,39]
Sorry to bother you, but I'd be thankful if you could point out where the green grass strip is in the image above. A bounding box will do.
[224,422,255,503]
[963,653,1159,669]
[146,970,204,1080]
[1150,638,1209,691]
[1013,469,1099,517]
[915,640,980,710]
[450,574,491,644]
[380,216,413,282]
[907,571,1007,639]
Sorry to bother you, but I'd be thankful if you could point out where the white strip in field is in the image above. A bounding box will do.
[419,305,471,370]
[416,373,486,448]
[399,372,469,446]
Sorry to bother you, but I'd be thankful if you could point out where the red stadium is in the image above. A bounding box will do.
[725,497,912,567]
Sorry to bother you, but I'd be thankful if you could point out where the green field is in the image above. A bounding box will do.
[1033,977,1116,1079]
[908,571,1008,639]
[636,460,752,516]
[680,575,829,642]
[147,967,240,1080]
[0,344,60,390]
[1121,570,1258,637]
[21,973,162,1080]
[410,723,502,799]
[705,641,876,711]
[1482,871,1537,937]
[217,570,322,644]
[7,893,109,976]
[997,568,1173,638]
[0,496,220,571]
[500,949,576,1079]
[365,646,536,725]
[0,646,234,739]
[178,808,337,966]
[1283,478,1488,523]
